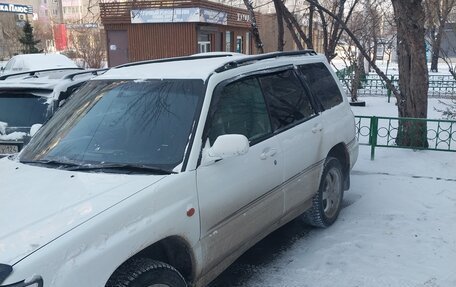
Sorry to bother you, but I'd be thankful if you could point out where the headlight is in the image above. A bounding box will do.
[1,275,43,287]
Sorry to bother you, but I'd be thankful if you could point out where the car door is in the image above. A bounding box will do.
[196,76,284,273]
[298,62,352,152]
[258,69,324,216]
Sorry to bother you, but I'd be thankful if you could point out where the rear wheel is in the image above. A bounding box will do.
[303,157,344,228]
[106,258,187,287]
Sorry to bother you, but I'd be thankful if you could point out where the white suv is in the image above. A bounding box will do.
[0,51,358,287]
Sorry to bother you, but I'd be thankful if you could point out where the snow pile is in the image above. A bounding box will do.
[0,121,7,135]
[0,131,27,141]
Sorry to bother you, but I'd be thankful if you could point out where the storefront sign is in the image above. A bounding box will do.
[237,13,250,22]
[0,3,33,14]
[131,7,227,25]
[66,23,98,29]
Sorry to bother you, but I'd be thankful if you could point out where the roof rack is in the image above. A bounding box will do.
[114,53,236,69]
[0,67,84,81]
[62,68,109,81]
[214,50,317,73]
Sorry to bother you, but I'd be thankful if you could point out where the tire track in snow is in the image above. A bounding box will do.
[351,170,456,182]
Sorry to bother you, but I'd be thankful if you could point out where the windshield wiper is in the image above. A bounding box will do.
[65,163,177,174]
[20,159,81,168]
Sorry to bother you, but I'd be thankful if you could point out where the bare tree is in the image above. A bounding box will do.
[69,27,106,68]
[0,14,22,58]
[33,21,54,52]
[273,0,286,51]
[243,0,264,53]
[305,0,399,98]
[424,0,456,72]
[314,0,360,61]
[306,0,429,147]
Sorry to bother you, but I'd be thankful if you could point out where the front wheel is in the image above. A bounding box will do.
[106,258,187,287]
[303,157,344,228]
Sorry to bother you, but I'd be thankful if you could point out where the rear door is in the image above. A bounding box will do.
[258,69,324,215]
[298,63,352,152]
[197,76,284,273]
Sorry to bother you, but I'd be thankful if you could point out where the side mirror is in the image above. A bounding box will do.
[202,134,249,166]
[30,124,42,137]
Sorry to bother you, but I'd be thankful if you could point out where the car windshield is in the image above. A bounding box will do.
[19,79,205,171]
[0,92,50,130]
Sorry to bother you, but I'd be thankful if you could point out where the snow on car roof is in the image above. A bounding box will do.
[96,52,328,81]
[9,53,78,71]
[97,54,249,80]
[0,69,101,99]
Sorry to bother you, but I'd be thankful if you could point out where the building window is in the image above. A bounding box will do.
[236,36,243,53]
[246,32,250,54]
[226,31,231,52]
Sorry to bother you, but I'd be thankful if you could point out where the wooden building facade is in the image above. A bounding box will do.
[100,0,257,66]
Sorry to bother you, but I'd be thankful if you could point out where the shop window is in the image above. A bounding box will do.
[246,32,250,54]
[236,36,243,53]
[226,31,232,52]
[198,41,211,53]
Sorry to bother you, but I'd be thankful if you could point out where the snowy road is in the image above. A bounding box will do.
[210,145,456,287]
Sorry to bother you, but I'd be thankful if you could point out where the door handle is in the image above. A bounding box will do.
[260,148,277,160]
[312,124,323,133]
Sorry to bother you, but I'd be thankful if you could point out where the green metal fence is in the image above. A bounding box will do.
[355,116,456,159]
[340,74,456,98]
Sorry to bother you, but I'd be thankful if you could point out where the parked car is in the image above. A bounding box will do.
[0,68,107,157]
[0,51,358,287]
[0,53,79,76]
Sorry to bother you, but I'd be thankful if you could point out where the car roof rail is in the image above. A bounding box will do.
[0,67,84,81]
[114,54,237,69]
[214,50,318,73]
[62,68,109,81]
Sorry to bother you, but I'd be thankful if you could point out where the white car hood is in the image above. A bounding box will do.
[0,158,165,265]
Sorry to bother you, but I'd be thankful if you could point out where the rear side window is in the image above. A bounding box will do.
[208,77,271,144]
[258,70,315,131]
[298,63,343,110]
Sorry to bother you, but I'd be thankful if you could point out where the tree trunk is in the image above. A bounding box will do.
[278,0,312,49]
[282,12,304,50]
[351,50,365,102]
[391,0,429,148]
[273,0,285,51]
[308,3,315,49]
[243,0,264,54]
[430,24,444,72]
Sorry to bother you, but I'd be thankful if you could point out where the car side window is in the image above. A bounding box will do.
[298,63,343,110]
[4,59,15,72]
[208,77,272,145]
[258,69,315,131]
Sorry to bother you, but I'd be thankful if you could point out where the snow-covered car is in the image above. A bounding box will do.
[0,51,358,287]
[0,53,79,76]
[0,68,107,157]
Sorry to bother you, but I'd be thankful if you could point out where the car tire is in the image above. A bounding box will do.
[106,258,187,287]
[303,157,344,228]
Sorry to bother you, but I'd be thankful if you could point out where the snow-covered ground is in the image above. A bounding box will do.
[350,96,451,119]
[234,146,456,287]
[211,97,456,287]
